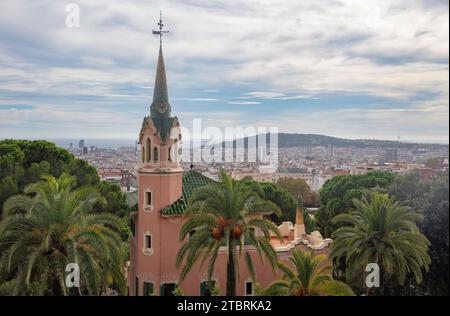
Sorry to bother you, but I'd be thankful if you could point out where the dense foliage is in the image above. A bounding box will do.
[0,174,126,295]
[331,192,431,295]
[0,140,127,218]
[316,171,394,236]
[386,172,449,296]
[276,177,319,207]
[0,140,129,296]
[322,171,448,296]
[261,249,355,296]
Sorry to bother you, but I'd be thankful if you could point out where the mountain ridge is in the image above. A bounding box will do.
[219,133,449,149]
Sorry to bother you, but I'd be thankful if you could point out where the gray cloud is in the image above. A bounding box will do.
[0,0,448,142]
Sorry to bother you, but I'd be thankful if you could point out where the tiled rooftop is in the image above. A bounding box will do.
[161,170,215,215]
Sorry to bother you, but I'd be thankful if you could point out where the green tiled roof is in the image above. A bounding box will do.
[161,170,216,215]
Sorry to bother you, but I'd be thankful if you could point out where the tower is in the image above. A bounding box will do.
[129,14,183,296]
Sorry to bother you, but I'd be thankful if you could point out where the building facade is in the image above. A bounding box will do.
[127,39,331,296]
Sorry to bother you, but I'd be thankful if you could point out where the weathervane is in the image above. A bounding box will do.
[152,11,169,44]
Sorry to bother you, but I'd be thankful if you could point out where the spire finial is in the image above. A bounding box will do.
[152,11,169,45]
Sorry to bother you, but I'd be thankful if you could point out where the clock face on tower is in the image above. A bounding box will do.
[156,103,167,113]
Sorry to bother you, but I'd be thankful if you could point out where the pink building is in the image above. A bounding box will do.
[127,37,331,297]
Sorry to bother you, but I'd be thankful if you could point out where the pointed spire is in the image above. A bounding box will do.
[150,13,172,142]
[152,44,169,106]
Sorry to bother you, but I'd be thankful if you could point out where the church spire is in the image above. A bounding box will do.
[152,44,169,107]
[151,11,170,108]
[150,12,172,141]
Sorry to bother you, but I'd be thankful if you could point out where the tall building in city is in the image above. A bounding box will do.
[78,139,85,149]
[385,148,398,162]
[128,16,331,296]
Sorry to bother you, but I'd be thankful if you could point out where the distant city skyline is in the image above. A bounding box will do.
[31,131,450,151]
[0,0,448,143]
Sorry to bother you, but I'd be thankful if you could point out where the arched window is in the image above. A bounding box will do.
[146,138,151,162]
[168,146,172,162]
[141,146,145,163]
[153,147,159,162]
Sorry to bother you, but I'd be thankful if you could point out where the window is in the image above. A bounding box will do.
[200,281,215,296]
[145,234,152,250]
[146,191,152,207]
[146,138,151,162]
[153,147,159,162]
[143,282,154,296]
[168,146,172,161]
[160,283,176,296]
[135,277,139,296]
[245,281,253,296]
[141,146,145,163]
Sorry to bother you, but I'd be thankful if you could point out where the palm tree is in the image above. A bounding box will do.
[262,249,355,296]
[0,173,126,295]
[330,192,431,295]
[176,170,283,296]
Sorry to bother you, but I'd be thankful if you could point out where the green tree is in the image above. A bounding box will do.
[96,181,128,217]
[0,177,19,211]
[262,249,354,296]
[387,173,428,210]
[330,192,431,295]
[0,174,126,295]
[0,142,25,180]
[316,171,394,236]
[417,172,449,295]
[0,140,127,220]
[176,170,283,296]
[25,161,51,184]
[0,143,25,208]
[68,158,99,187]
[259,182,296,223]
[257,182,315,233]
[277,177,316,207]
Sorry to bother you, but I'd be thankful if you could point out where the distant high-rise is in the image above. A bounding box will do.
[305,145,314,160]
[78,139,85,149]
[82,146,88,155]
[69,142,73,150]
[385,148,398,162]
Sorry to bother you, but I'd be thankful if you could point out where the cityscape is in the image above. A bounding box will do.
[68,137,448,194]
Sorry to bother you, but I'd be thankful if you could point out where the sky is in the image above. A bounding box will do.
[0,0,448,143]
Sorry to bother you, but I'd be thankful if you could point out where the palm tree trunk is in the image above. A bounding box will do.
[226,238,236,296]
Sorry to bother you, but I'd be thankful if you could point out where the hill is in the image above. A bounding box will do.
[219,133,448,149]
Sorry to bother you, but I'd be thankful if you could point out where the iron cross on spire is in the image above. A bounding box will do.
[152,11,169,44]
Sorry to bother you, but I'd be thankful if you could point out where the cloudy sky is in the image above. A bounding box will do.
[0,0,448,143]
